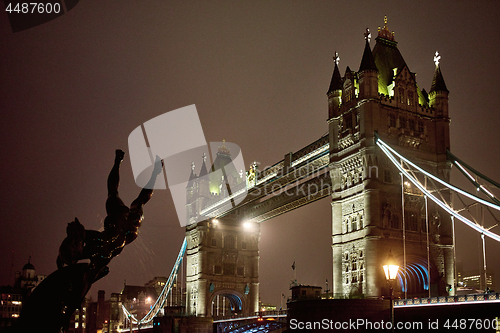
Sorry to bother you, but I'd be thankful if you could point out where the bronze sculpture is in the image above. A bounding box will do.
[15,149,163,332]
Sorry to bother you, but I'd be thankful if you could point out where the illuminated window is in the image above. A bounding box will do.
[351,217,357,231]
[407,91,414,105]
[399,88,405,104]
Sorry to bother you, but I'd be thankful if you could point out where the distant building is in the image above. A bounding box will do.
[258,302,276,312]
[120,284,158,330]
[0,258,46,330]
[81,290,122,333]
[13,257,46,295]
[458,270,495,292]
[0,286,22,329]
[290,285,322,301]
[67,299,89,333]
[145,276,185,310]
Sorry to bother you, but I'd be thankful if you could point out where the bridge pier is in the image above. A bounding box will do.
[327,18,454,299]
[185,218,260,317]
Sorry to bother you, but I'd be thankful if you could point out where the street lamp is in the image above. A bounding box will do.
[383,250,399,332]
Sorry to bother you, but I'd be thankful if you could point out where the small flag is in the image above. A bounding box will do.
[291,260,295,270]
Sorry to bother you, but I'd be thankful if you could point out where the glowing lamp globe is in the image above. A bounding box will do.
[383,251,399,281]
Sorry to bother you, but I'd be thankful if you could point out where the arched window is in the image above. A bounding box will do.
[407,91,414,106]
[409,119,415,132]
[398,88,405,104]
[389,114,396,128]
[399,116,406,129]
[224,235,235,249]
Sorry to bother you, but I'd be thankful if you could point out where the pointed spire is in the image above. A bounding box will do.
[186,161,197,188]
[430,51,448,93]
[199,152,208,177]
[359,29,377,72]
[327,52,342,94]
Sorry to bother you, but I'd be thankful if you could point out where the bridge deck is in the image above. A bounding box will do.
[394,293,500,307]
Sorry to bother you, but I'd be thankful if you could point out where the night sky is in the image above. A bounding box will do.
[1,1,500,307]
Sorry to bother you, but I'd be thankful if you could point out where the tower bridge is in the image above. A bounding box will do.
[121,17,500,331]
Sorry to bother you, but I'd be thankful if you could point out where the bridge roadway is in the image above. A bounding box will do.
[214,294,500,332]
[394,292,500,307]
[202,134,331,223]
[119,295,499,332]
[213,310,287,333]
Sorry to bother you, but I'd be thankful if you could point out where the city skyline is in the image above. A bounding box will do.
[1,1,500,307]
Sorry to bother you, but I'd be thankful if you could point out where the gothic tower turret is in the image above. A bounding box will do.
[429,51,449,118]
[198,153,210,197]
[186,162,198,219]
[327,53,343,156]
[358,29,378,99]
[429,52,450,153]
[327,52,342,119]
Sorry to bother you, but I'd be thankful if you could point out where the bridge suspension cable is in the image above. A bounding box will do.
[122,237,187,324]
[375,135,500,243]
[446,149,500,206]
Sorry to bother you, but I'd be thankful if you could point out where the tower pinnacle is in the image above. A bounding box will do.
[430,51,448,93]
[199,152,208,177]
[364,28,371,43]
[434,51,441,67]
[377,16,395,41]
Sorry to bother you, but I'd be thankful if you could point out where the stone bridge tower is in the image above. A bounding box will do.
[185,144,259,317]
[328,18,454,298]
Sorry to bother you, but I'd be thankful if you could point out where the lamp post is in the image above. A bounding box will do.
[383,250,399,332]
